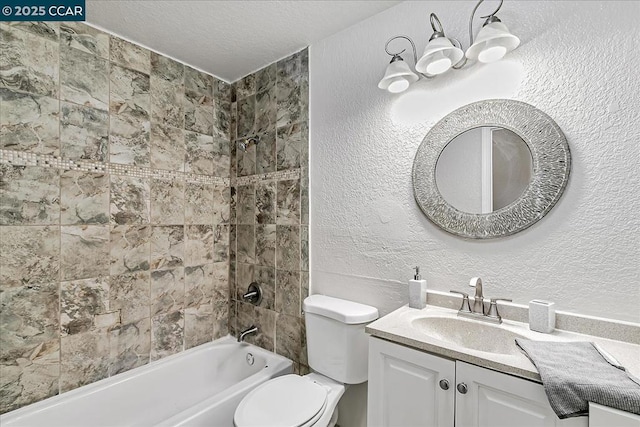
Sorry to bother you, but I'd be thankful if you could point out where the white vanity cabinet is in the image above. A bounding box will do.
[368,337,588,427]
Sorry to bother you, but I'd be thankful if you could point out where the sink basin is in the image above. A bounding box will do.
[411,316,527,356]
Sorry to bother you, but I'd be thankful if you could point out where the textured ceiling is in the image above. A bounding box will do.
[86,0,401,82]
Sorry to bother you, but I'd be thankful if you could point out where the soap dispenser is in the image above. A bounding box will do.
[409,266,427,309]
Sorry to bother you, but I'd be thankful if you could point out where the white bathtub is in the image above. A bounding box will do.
[1,336,292,427]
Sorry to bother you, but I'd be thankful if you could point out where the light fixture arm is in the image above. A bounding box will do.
[469,0,503,47]
[384,35,433,79]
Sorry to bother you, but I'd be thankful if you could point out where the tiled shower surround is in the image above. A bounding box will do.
[0,21,233,413]
[229,50,310,373]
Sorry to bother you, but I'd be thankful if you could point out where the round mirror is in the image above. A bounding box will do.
[413,99,570,239]
[435,127,533,214]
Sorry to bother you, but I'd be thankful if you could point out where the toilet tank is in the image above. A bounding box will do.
[303,295,379,384]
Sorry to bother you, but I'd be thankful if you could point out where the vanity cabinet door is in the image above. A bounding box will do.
[454,361,588,427]
[368,337,455,427]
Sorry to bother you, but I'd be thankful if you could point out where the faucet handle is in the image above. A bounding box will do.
[450,290,472,313]
[487,298,512,320]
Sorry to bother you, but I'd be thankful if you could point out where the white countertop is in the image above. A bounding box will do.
[366,305,640,382]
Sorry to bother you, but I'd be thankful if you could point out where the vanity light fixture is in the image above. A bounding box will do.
[378,0,520,93]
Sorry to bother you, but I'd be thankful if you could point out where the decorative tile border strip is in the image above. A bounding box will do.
[0,149,230,186]
[234,169,301,186]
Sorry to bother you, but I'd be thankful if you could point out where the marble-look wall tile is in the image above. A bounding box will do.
[237,142,256,177]
[256,181,276,224]
[229,186,237,225]
[254,266,275,310]
[0,89,59,155]
[151,52,183,82]
[214,224,230,262]
[60,45,108,111]
[301,226,309,272]
[5,22,59,41]
[1,25,59,97]
[151,310,184,361]
[230,102,238,151]
[275,314,302,361]
[276,179,300,225]
[0,282,59,360]
[60,171,109,225]
[256,224,276,267]
[184,305,213,349]
[255,63,276,94]
[185,225,214,267]
[256,131,276,175]
[213,185,230,224]
[60,22,109,58]
[109,65,151,115]
[60,329,110,392]
[60,101,109,161]
[150,225,184,271]
[0,226,59,288]
[213,98,230,139]
[237,303,275,351]
[276,122,302,171]
[237,184,255,225]
[212,262,228,302]
[150,123,185,171]
[151,268,185,316]
[237,95,255,138]
[150,76,184,128]
[110,225,150,275]
[109,271,150,324]
[212,301,229,339]
[255,87,276,135]
[108,317,150,375]
[0,339,59,413]
[184,67,213,97]
[109,112,150,167]
[185,264,214,308]
[150,179,184,225]
[276,67,301,128]
[301,167,309,225]
[110,36,150,74]
[60,277,110,336]
[184,90,213,135]
[212,137,230,178]
[185,182,213,225]
[235,73,255,100]
[276,225,299,272]
[236,263,254,300]
[110,175,150,225]
[276,270,300,317]
[0,165,59,225]
[229,225,237,264]
[214,79,231,100]
[236,225,255,265]
[185,130,214,175]
[60,225,110,280]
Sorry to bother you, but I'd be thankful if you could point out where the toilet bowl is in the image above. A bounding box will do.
[233,295,379,427]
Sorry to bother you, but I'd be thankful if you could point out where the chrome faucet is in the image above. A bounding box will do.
[238,325,258,342]
[450,277,512,324]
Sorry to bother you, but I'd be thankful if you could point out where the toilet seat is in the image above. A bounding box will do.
[234,374,329,427]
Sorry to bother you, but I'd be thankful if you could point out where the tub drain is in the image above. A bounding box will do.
[246,353,255,366]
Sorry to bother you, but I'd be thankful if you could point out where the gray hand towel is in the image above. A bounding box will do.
[515,339,640,419]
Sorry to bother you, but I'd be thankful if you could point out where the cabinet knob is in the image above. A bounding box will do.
[456,382,468,394]
[439,379,450,390]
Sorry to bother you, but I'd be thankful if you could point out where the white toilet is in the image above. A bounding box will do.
[233,295,379,427]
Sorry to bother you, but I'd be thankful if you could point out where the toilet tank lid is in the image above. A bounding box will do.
[303,295,379,324]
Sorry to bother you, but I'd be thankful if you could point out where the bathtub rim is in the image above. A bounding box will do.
[0,335,292,424]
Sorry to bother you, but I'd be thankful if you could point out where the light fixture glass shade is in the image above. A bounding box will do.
[378,59,419,92]
[415,37,464,76]
[465,21,520,63]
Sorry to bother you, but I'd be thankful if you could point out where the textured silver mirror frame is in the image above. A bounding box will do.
[412,99,571,239]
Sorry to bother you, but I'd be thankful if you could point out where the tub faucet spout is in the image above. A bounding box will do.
[238,325,258,342]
